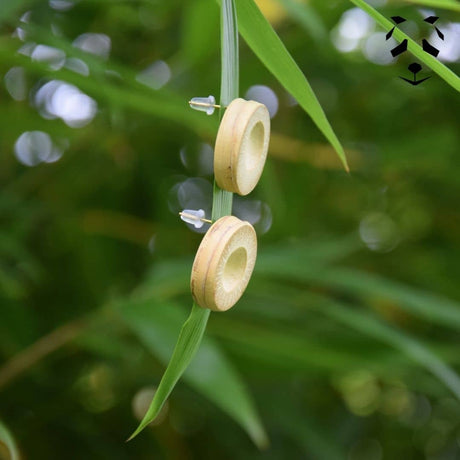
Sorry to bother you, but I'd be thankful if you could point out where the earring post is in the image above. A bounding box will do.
[179,211,212,224]
[188,100,221,109]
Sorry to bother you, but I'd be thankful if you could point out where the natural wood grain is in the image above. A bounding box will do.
[214,98,270,196]
[191,216,257,312]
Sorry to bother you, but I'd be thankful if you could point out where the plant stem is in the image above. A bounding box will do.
[212,0,238,221]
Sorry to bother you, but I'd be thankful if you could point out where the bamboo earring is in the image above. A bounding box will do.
[187,97,266,310]
[190,216,257,312]
[214,98,270,196]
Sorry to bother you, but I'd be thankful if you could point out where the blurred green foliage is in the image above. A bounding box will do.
[0,0,459,459]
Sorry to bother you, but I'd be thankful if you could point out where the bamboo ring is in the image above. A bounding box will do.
[191,216,257,312]
[214,98,270,196]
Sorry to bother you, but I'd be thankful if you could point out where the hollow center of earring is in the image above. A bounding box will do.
[222,247,247,292]
[246,121,264,170]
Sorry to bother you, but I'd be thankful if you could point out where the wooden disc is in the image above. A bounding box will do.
[191,216,257,312]
[214,98,270,196]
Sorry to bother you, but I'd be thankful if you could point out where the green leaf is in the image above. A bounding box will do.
[0,40,215,138]
[209,317,383,372]
[127,303,210,440]
[216,0,349,171]
[122,300,268,448]
[402,0,460,12]
[316,299,460,400]
[350,0,460,92]
[0,418,19,460]
[319,268,460,330]
[257,262,460,331]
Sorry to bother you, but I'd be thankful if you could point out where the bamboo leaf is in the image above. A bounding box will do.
[402,0,460,12]
[317,268,460,330]
[209,317,385,372]
[122,300,268,448]
[0,28,218,138]
[350,0,460,92]
[257,262,460,331]
[317,299,460,400]
[127,303,210,440]
[215,0,349,171]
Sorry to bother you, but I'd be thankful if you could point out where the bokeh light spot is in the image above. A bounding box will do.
[73,33,111,59]
[14,131,65,167]
[31,44,66,70]
[4,67,27,101]
[359,212,400,252]
[136,60,171,90]
[34,80,97,127]
[245,85,279,118]
[180,143,214,176]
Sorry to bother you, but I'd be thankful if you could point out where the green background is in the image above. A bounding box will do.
[1,0,459,458]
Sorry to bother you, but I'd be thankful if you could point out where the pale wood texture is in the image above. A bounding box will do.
[214,98,270,196]
[191,216,257,312]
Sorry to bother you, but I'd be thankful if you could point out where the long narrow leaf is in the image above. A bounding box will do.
[127,303,210,440]
[317,299,460,400]
[0,42,215,137]
[215,0,349,171]
[350,0,460,92]
[318,268,460,330]
[257,263,460,331]
[403,0,460,12]
[210,317,385,371]
[123,300,268,448]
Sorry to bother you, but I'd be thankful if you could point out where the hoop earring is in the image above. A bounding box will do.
[214,98,270,196]
[191,215,257,312]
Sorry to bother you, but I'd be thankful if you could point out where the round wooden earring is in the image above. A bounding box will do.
[191,216,257,312]
[214,98,270,196]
